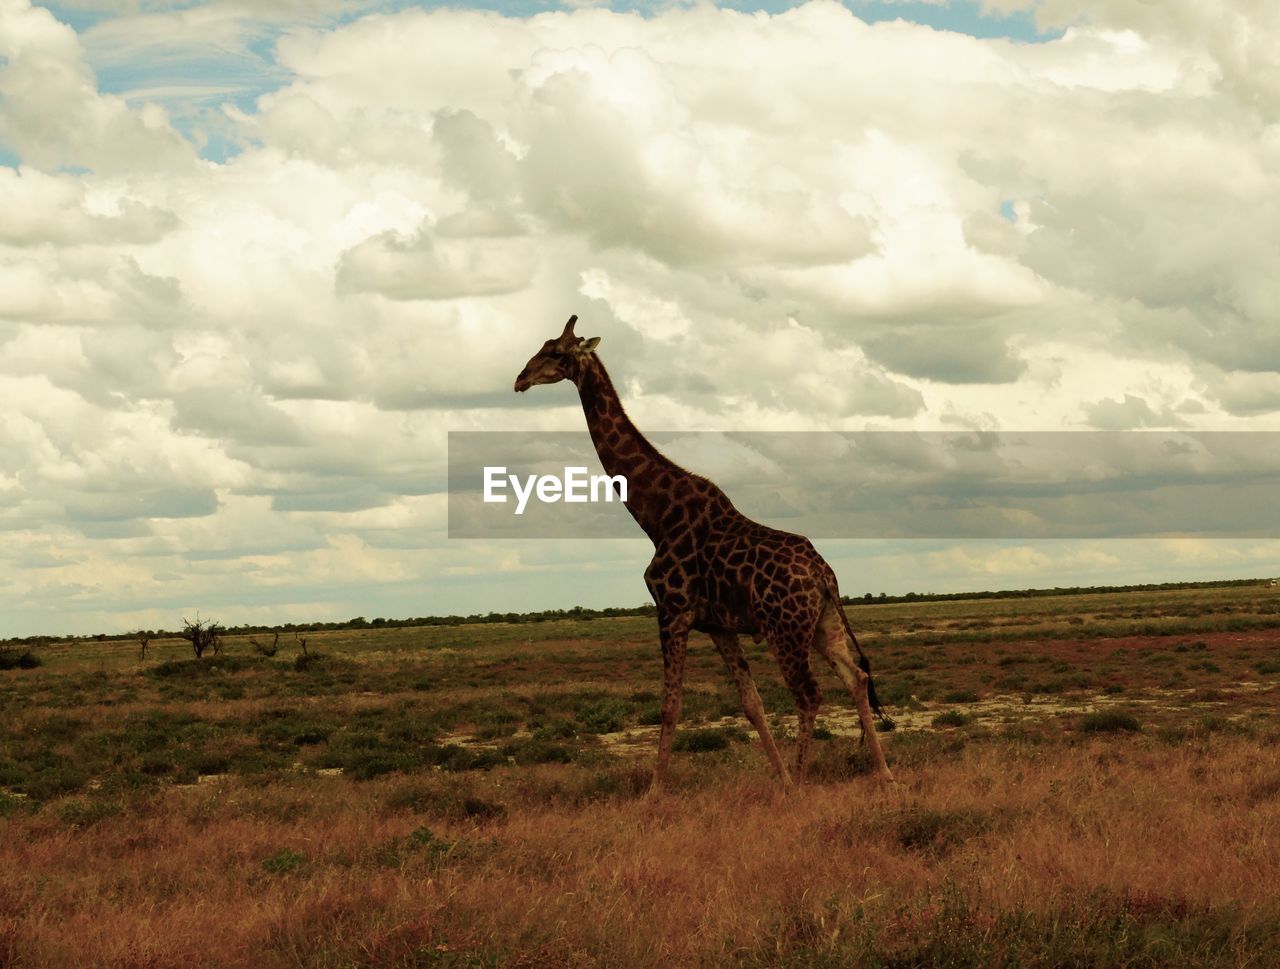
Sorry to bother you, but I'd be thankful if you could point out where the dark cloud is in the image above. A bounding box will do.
[64,486,218,524]
[336,225,538,300]
[1084,393,1188,430]
[863,325,1025,384]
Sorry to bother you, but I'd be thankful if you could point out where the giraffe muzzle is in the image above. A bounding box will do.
[514,373,532,392]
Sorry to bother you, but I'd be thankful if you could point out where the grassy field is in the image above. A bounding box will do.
[3,583,1280,967]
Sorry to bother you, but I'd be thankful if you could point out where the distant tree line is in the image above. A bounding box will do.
[3,576,1274,647]
[2,603,661,646]
[838,577,1267,606]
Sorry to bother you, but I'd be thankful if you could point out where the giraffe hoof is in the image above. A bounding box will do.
[874,770,900,790]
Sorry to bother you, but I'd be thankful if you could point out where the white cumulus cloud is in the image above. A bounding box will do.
[2,0,1279,635]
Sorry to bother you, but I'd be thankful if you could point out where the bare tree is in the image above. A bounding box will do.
[250,631,280,657]
[182,616,224,659]
[295,631,309,657]
[138,633,151,661]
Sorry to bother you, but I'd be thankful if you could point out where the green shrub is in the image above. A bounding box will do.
[149,656,259,678]
[262,848,305,874]
[933,710,970,728]
[343,753,411,780]
[0,648,41,670]
[382,782,506,822]
[637,704,663,726]
[1079,710,1141,733]
[673,728,734,753]
[294,652,345,672]
[502,737,575,765]
[437,744,505,772]
[458,797,506,821]
[292,726,331,746]
[891,807,994,856]
[576,699,631,734]
[20,766,90,800]
[531,719,577,741]
[406,826,452,856]
[58,798,122,827]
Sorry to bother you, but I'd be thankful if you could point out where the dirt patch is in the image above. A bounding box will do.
[433,626,1280,757]
[506,679,1271,759]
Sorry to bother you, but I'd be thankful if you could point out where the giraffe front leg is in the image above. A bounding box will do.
[779,654,821,784]
[794,700,818,783]
[651,612,691,792]
[710,632,793,789]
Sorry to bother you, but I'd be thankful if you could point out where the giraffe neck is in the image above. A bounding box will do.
[573,354,702,541]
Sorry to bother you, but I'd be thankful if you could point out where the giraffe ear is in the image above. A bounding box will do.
[582,336,600,353]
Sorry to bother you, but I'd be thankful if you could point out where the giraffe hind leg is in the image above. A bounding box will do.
[709,631,792,789]
[778,645,819,783]
[770,639,821,784]
[814,603,894,782]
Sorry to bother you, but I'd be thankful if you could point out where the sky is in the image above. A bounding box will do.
[2,0,1279,637]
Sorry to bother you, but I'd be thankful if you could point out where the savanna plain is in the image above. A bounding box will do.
[4,583,1280,968]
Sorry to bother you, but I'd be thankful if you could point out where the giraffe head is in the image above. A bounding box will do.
[513,314,601,392]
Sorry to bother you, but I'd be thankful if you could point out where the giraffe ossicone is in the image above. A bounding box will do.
[514,315,895,789]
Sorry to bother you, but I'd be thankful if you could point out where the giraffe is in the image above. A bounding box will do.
[514,315,895,789]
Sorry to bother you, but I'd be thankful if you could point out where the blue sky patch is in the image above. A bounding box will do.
[25,0,1059,166]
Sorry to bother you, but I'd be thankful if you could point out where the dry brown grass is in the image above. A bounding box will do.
[4,734,1280,967]
[6,586,1280,966]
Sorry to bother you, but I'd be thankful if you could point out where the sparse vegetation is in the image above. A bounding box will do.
[250,631,280,657]
[0,645,41,670]
[181,615,223,659]
[673,727,741,752]
[933,709,971,728]
[1079,710,1143,733]
[3,583,1280,966]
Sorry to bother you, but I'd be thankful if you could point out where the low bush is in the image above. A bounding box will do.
[262,848,305,875]
[673,728,734,753]
[0,648,41,670]
[933,710,971,728]
[58,798,122,827]
[576,699,632,734]
[889,807,996,856]
[1079,710,1141,733]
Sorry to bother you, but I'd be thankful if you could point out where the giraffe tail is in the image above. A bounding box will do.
[831,591,896,732]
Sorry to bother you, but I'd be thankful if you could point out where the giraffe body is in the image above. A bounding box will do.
[516,316,894,787]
